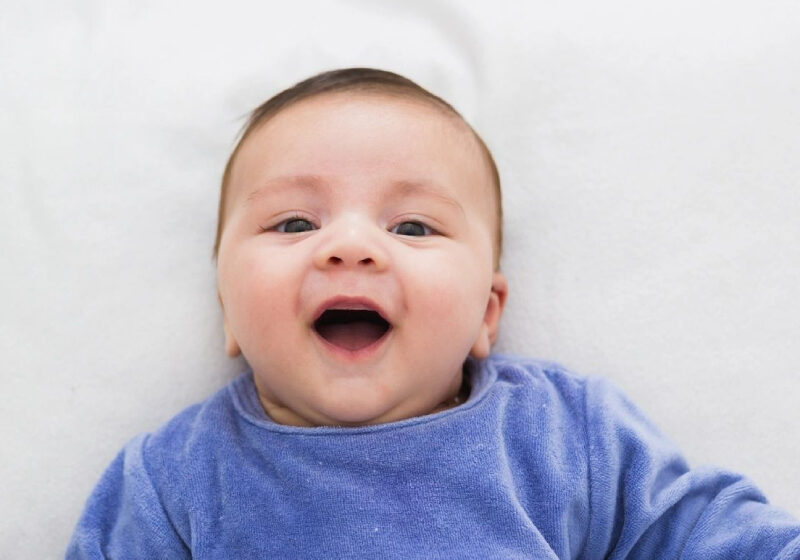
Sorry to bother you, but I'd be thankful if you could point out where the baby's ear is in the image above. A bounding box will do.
[218,291,241,358]
[469,272,508,359]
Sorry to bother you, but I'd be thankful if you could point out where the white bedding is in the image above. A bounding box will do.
[2,1,799,556]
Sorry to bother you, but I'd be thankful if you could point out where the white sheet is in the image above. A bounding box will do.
[2,1,799,556]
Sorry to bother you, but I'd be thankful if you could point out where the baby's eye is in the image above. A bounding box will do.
[390,221,432,237]
[277,218,316,233]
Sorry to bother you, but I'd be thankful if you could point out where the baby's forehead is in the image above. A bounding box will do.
[262,90,477,149]
[237,91,488,190]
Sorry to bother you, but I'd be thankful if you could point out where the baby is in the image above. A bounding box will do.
[67,68,800,558]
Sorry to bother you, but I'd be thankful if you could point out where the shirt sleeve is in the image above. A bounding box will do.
[65,434,191,559]
[582,375,800,560]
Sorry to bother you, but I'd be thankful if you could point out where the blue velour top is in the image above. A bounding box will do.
[67,355,800,559]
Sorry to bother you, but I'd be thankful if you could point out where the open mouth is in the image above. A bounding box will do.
[313,309,392,352]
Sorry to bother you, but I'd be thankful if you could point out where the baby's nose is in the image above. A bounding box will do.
[311,217,389,271]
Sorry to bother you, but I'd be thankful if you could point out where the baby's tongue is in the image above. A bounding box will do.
[317,321,385,351]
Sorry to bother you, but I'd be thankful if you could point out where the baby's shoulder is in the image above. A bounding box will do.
[130,376,245,474]
[486,353,648,433]
[479,354,598,438]
[487,353,591,402]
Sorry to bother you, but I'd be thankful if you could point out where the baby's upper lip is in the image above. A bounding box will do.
[312,296,391,324]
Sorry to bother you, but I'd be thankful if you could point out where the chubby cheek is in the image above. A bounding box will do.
[401,250,490,363]
[220,246,302,359]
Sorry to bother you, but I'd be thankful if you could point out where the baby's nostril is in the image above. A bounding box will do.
[327,256,376,265]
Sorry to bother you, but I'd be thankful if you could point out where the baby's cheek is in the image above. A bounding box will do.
[231,254,298,343]
[417,270,486,332]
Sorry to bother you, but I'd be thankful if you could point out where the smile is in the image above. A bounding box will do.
[313,309,392,352]
[310,295,394,360]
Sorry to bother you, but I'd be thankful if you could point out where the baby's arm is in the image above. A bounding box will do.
[66,434,190,559]
[583,376,800,559]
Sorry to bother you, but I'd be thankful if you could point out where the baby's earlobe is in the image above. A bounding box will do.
[485,272,508,346]
[223,313,241,357]
[468,324,492,359]
[225,335,241,358]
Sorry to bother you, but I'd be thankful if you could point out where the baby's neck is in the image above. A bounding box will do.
[430,373,471,414]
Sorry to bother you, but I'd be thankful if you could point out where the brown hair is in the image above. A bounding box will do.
[213,67,503,268]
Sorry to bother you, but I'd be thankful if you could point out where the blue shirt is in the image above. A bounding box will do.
[67,355,800,558]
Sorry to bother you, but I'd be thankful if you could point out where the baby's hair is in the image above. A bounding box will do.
[213,67,503,268]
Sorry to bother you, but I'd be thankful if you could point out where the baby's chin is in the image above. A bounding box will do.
[261,390,442,428]
[299,400,417,428]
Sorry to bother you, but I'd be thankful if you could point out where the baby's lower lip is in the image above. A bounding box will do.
[312,326,392,362]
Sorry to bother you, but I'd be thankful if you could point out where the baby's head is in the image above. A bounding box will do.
[214,68,507,427]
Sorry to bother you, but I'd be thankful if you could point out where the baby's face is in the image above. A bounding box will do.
[216,92,506,427]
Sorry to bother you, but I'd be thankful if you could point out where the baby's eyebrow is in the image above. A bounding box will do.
[246,174,325,204]
[245,175,465,217]
[388,180,465,216]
